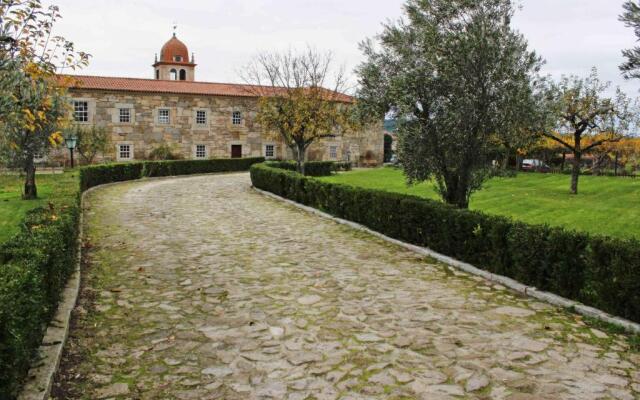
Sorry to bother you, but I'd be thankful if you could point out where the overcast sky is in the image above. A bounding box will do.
[53,0,640,96]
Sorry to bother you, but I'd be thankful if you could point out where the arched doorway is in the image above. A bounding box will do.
[179,69,186,81]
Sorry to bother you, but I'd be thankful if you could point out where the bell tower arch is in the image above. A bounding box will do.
[153,32,196,81]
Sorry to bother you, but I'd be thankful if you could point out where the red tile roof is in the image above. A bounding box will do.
[59,75,353,102]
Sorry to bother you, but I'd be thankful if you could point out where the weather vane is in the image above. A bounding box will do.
[172,21,177,37]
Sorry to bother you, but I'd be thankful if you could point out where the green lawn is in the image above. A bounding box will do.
[0,172,79,243]
[320,167,640,240]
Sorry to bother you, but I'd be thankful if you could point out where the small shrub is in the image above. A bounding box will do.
[333,161,353,172]
[147,143,182,160]
[250,163,640,324]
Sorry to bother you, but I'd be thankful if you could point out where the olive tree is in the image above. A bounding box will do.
[620,1,640,80]
[241,48,356,174]
[356,0,543,208]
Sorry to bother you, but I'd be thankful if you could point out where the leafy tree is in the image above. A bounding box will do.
[620,1,640,79]
[0,0,89,199]
[356,0,543,208]
[71,124,111,164]
[1,68,67,198]
[242,48,357,174]
[541,69,634,194]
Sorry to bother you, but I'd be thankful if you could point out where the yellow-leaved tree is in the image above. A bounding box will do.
[241,48,358,174]
[0,0,89,199]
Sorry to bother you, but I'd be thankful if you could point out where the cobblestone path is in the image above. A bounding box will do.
[53,173,640,400]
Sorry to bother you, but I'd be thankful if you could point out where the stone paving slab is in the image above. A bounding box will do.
[53,173,640,400]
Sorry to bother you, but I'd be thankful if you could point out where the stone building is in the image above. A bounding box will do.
[63,34,384,165]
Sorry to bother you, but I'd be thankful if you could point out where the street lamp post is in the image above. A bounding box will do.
[65,134,78,168]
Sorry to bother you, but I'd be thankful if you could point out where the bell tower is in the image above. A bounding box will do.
[153,31,196,81]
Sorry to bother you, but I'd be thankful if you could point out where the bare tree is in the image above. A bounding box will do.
[241,47,356,174]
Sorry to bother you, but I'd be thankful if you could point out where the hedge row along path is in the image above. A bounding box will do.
[53,173,640,400]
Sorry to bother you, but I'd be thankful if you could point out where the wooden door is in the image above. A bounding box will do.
[231,145,242,158]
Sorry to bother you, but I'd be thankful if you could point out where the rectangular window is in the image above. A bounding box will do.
[195,144,206,159]
[196,110,207,125]
[118,144,132,160]
[158,109,170,124]
[232,111,242,125]
[329,145,338,160]
[119,108,131,123]
[265,144,275,159]
[73,101,88,122]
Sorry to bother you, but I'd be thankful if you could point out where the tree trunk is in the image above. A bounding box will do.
[442,175,469,209]
[502,151,510,170]
[570,153,580,195]
[295,144,306,175]
[561,152,566,171]
[614,152,619,176]
[23,157,37,200]
[570,133,582,195]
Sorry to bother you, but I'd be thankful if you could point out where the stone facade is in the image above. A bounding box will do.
[67,88,384,165]
[62,34,383,165]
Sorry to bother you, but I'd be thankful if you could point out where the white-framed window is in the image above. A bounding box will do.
[118,144,132,160]
[195,144,207,159]
[174,55,183,62]
[329,145,338,160]
[119,108,131,123]
[196,110,207,125]
[73,101,88,122]
[158,108,170,124]
[232,111,242,125]
[264,144,275,159]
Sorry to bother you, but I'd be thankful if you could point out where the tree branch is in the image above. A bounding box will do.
[542,131,575,151]
[583,136,622,153]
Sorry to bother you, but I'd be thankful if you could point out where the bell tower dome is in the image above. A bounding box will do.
[153,32,196,81]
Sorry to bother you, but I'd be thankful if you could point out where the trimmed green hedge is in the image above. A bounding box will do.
[266,160,336,177]
[80,157,265,191]
[0,202,80,398]
[79,162,144,192]
[250,163,640,323]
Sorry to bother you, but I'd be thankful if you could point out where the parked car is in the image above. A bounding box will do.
[521,159,551,173]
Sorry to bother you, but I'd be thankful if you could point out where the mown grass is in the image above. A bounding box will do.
[0,171,79,243]
[319,167,640,240]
